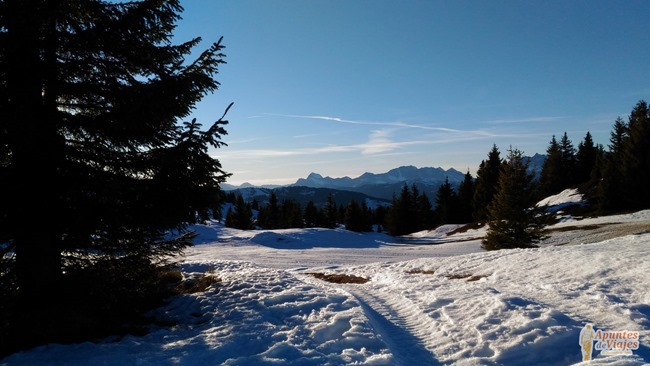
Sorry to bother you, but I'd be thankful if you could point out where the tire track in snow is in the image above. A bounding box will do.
[341,286,441,366]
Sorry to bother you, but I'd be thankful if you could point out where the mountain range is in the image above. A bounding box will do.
[223,156,546,207]
[224,165,467,207]
[292,165,465,200]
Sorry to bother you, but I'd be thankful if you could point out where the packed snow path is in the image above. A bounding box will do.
[345,288,439,366]
[301,275,441,365]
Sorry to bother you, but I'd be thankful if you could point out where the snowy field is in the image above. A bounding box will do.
[2,190,650,365]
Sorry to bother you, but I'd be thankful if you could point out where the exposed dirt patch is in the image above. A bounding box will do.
[406,269,436,275]
[177,274,222,294]
[466,275,489,282]
[446,273,489,282]
[307,272,369,284]
[446,222,484,236]
[548,223,614,233]
[446,273,471,280]
[545,220,650,246]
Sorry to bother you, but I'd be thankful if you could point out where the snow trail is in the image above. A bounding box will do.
[344,288,440,366]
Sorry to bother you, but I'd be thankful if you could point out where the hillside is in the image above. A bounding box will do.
[230,185,390,208]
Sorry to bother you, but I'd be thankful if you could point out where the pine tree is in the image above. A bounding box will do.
[386,185,418,235]
[559,132,577,186]
[433,177,458,225]
[361,202,374,232]
[621,100,650,208]
[323,194,338,229]
[473,144,503,221]
[344,200,366,232]
[576,131,598,185]
[456,170,475,223]
[539,135,563,196]
[303,200,320,228]
[482,148,547,250]
[281,199,303,228]
[261,191,280,229]
[597,117,629,212]
[0,0,230,349]
[415,190,434,230]
[226,195,253,230]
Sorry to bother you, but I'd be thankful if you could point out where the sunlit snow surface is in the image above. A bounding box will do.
[3,200,650,365]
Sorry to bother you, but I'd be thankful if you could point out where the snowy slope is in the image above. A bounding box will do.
[2,209,650,365]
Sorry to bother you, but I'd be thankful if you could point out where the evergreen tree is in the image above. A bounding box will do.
[415,190,434,230]
[409,184,431,229]
[610,117,629,156]
[483,148,547,250]
[559,132,577,186]
[385,185,418,236]
[224,207,235,228]
[344,200,366,232]
[0,0,230,342]
[433,177,457,225]
[539,135,563,196]
[621,100,650,208]
[472,144,502,221]
[373,205,388,232]
[260,191,280,229]
[303,200,320,228]
[323,194,338,229]
[338,204,346,225]
[575,131,598,185]
[227,195,253,230]
[281,199,303,228]
[361,202,374,232]
[597,117,629,212]
[456,170,475,223]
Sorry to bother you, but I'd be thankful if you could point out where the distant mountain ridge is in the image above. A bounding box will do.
[293,165,466,200]
[294,165,464,189]
[223,158,546,203]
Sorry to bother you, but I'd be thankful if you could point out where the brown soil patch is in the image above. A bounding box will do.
[406,269,436,275]
[446,273,489,282]
[446,273,472,280]
[466,275,489,282]
[307,272,369,284]
[446,222,484,236]
[548,223,613,233]
[177,274,221,294]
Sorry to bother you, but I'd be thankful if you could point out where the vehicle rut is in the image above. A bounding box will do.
[341,286,441,366]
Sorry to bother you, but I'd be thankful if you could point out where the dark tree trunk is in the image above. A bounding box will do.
[5,0,62,306]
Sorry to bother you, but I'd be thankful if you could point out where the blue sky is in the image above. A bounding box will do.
[174,0,650,185]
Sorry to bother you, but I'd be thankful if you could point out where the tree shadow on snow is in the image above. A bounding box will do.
[250,229,383,249]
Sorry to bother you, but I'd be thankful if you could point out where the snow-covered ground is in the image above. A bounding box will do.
[3,190,650,365]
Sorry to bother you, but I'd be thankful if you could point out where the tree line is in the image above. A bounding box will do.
[223,191,384,233]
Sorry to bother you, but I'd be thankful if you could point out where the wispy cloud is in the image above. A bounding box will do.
[482,116,565,124]
[260,113,463,132]
[217,113,555,162]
